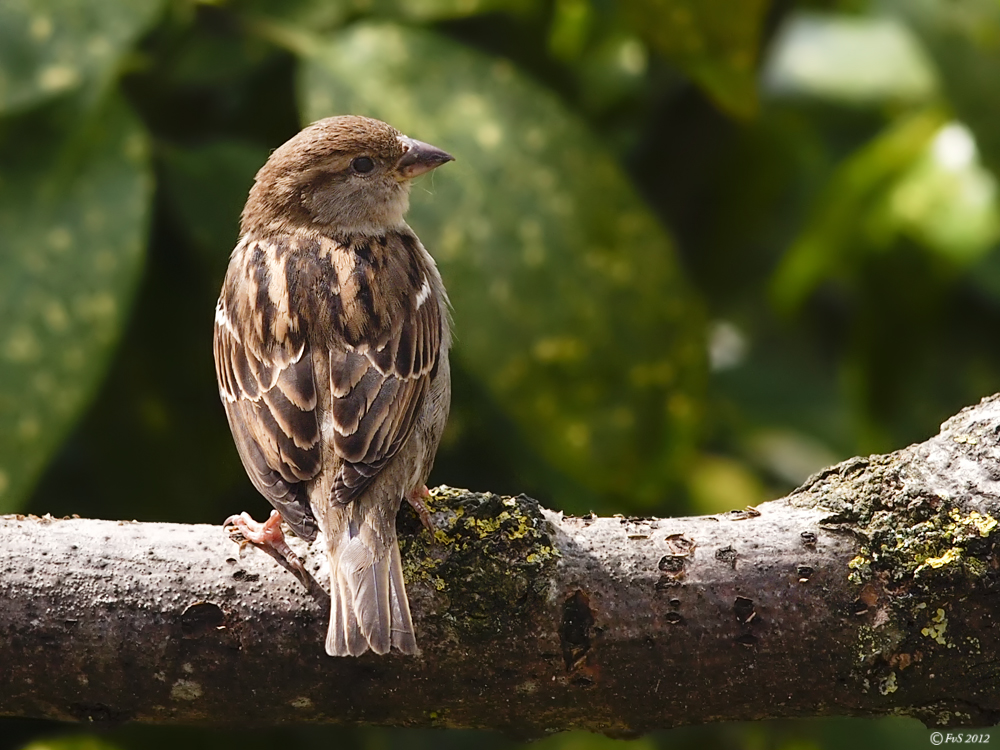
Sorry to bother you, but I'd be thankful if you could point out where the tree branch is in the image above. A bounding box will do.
[4,396,1000,736]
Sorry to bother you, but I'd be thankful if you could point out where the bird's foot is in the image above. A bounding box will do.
[406,485,435,533]
[224,510,309,582]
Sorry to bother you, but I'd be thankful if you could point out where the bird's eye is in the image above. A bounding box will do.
[351,156,375,174]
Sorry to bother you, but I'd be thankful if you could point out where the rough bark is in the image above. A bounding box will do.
[4,396,1000,736]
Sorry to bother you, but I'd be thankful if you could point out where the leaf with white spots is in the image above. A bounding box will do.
[0,93,151,511]
[301,23,706,508]
[0,0,162,114]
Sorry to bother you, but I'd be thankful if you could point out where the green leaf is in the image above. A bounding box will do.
[770,110,946,314]
[300,23,705,507]
[0,94,151,511]
[360,0,532,20]
[887,0,1000,179]
[0,0,163,114]
[872,122,1000,263]
[548,0,594,62]
[243,0,529,32]
[762,12,938,105]
[770,105,998,316]
[620,0,771,118]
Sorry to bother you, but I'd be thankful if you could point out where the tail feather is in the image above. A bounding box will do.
[341,536,392,654]
[389,540,418,654]
[325,520,416,656]
[328,579,347,655]
[328,562,369,656]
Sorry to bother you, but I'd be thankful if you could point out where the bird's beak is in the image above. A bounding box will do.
[396,136,454,179]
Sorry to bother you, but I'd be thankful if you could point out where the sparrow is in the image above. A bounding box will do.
[213,115,453,656]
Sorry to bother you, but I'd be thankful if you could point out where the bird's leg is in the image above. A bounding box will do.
[224,510,309,583]
[406,485,435,533]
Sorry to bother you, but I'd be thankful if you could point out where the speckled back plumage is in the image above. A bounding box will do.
[214,115,453,655]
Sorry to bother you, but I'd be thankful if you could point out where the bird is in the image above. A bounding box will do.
[213,115,453,656]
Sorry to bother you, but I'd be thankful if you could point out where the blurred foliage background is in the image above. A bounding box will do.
[2,0,999,747]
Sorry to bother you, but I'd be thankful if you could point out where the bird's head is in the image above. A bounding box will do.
[241,115,454,237]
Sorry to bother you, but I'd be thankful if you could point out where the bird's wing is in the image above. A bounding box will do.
[214,237,322,540]
[318,231,444,504]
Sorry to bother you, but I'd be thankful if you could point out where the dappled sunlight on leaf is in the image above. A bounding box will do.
[0,94,150,511]
[0,0,162,114]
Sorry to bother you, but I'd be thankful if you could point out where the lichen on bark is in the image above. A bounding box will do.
[783,397,1000,727]
[398,487,560,641]
[790,452,998,588]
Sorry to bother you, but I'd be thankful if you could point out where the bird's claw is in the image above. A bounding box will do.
[407,486,435,533]
[225,510,285,545]
[224,510,309,583]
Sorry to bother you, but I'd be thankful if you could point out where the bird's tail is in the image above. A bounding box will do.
[325,508,418,656]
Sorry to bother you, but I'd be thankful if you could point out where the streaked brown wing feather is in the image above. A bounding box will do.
[324,232,443,504]
[214,237,322,540]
